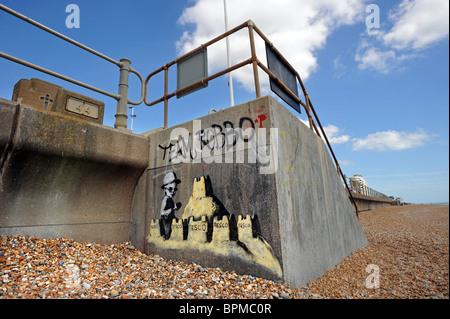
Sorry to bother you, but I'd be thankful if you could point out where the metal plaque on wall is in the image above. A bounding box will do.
[177,48,208,98]
[66,96,99,119]
[265,43,301,113]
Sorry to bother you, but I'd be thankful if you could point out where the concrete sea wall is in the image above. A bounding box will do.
[1,95,368,288]
[0,98,149,243]
[131,96,368,288]
[351,192,394,211]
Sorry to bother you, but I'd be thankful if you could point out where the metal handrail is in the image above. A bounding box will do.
[0,51,119,100]
[0,5,358,216]
[0,3,145,130]
[143,21,252,128]
[0,4,120,67]
[142,19,358,216]
[350,185,390,200]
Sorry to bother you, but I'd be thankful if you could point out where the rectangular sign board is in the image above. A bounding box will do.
[265,43,301,113]
[66,96,99,119]
[177,48,208,98]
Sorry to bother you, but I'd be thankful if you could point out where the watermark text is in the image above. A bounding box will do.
[65,4,80,29]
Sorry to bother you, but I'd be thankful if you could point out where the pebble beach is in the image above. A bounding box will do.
[0,204,448,299]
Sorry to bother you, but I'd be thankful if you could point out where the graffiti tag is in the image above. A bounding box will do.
[158,117,278,174]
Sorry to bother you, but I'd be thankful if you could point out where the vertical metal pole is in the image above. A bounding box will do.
[129,105,136,132]
[114,58,131,130]
[164,66,169,129]
[305,95,315,133]
[248,21,261,99]
[223,0,234,106]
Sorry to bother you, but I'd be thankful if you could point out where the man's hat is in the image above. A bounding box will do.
[161,171,181,189]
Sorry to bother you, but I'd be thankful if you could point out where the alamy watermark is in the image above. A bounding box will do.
[64,263,81,289]
[65,4,381,30]
[65,4,80,29]
[366,4,380,29]
[162,120,279,175]
[365,264,380,289]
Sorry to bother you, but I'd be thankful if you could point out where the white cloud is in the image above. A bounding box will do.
[355,0,449,73]
[177,0,366,91]
[355,44,396,74]
[299,119,350,145]
[323,124,351,145]
[355,41,416,73]
[383,0,449,50]
[339,159,353,167]
[352,129,431,151]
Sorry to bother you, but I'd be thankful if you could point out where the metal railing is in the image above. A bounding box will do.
[0,3,145,131]
[0,5,358,216]
[143,20,359,216]
[350,184,391,200]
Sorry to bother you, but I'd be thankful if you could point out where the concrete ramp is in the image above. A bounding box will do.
[0,98,149,243]
[131,96,367,288]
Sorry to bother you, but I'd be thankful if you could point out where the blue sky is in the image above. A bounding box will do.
[0,0,448,204]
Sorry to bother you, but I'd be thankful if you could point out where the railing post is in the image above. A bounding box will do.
[164,66,169,129]
[247,20,261,99]
[114,58,131,130]
[304,95,315,134]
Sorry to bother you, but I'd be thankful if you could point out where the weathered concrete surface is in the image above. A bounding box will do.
[351,192,394,212]
[0,98,149,243]
[131,97,282,280]
[271,97,368,287]
[131,95,367,288]
[12,78,105,124]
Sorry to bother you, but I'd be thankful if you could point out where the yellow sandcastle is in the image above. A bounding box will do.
[147,213,282,277]
[147,176,282,277]
[182,176,217,220]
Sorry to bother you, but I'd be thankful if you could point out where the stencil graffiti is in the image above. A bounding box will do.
[147,175,282,277]
[160,171,182,239]
[183,176,229,221]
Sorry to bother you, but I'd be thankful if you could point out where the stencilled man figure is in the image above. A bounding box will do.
[160,171,182,239]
